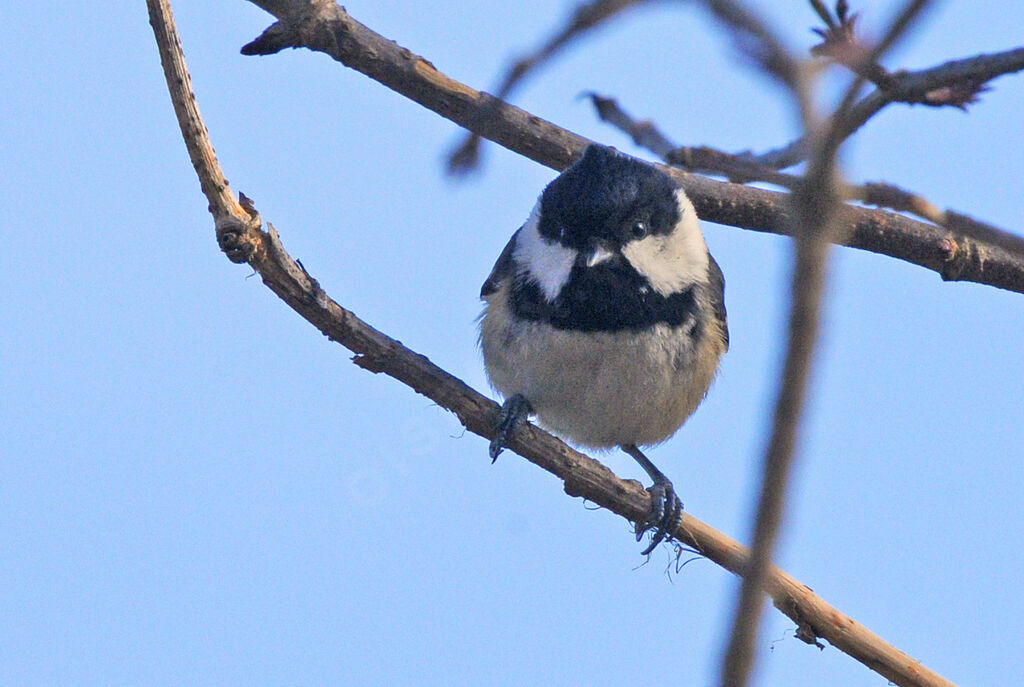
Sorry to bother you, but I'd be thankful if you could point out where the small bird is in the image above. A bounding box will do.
[479,144,728,554]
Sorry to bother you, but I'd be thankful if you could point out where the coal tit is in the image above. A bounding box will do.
[479,144,728,554]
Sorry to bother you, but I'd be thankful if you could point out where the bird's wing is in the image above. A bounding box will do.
[706,254,729,350]
[480,228,521,298]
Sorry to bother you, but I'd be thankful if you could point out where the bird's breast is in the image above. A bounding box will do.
[480,287,722,448]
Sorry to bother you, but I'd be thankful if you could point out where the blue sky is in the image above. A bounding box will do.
[2,2,1022,685]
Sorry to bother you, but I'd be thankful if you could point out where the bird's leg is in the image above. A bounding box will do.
[489,394,532,462]
[621,443,683,555]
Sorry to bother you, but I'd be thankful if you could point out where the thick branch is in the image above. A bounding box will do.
[238,0,1024,295]
[242,0,585,171]
[148,2,959,685]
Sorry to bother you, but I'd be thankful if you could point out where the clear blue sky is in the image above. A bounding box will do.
[2,2,1022,685]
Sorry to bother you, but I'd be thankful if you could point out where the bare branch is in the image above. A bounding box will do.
[683,172,1024,291]
[588,91,806,189]
[826,0,934,158]
[860,182,1024,258]
[712,1,831,681]
[236,0,1024,295]
[585,92,678,158]
[719,201,835,687]
[588,91,1024,290]
[241,0,585,171]
[718,3,932,685]
[807,0,839,29]
[446,0,655,174]
[150,2,963,684]
[699,0,804,91]
[755,45,1024,168]
[811,0,896,88]
[147,0,246,226]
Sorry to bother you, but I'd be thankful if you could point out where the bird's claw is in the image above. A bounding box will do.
[635,480,683,555]
[489,394,531,462]
[488,437,507,462]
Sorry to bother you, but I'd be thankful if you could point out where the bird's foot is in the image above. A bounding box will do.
[489,394,531,462]
[635,479,683,556]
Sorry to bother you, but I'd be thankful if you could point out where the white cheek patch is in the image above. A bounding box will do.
[621,189,709,297]
[513,202,577,301]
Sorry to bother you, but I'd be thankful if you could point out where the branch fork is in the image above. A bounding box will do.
[142,1,1012,686]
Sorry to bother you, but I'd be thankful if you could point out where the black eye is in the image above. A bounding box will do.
[630,220,649,240]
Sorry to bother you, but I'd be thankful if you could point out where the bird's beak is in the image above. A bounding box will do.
[582,239,616,268]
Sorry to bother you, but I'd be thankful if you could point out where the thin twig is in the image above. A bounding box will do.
[447,0,655,173]
[150,2,958,685]
[810,0,897,88]
[827,0,934,156]
[700,0,803,91]
[584,91,678,158]
[754,45,1024,169]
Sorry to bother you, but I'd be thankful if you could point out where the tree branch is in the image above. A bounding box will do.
[446,0,655,173]
[753,45,1024,169]
[587,93,1024,262]
[700,0,805,92]
[692,3,835,684]
[147,2,961,685]
[236,0,1024,295]
[810,0,898,88]
[148,0,246,225]
[722,3,936,683]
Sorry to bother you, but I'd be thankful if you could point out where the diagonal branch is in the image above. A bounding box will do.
[149,0,246,224]
[447,0,656,174]
[700,0,804,92]
[237,0,1024,295]
[587,93,1024,262]
[149,1,957,685]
